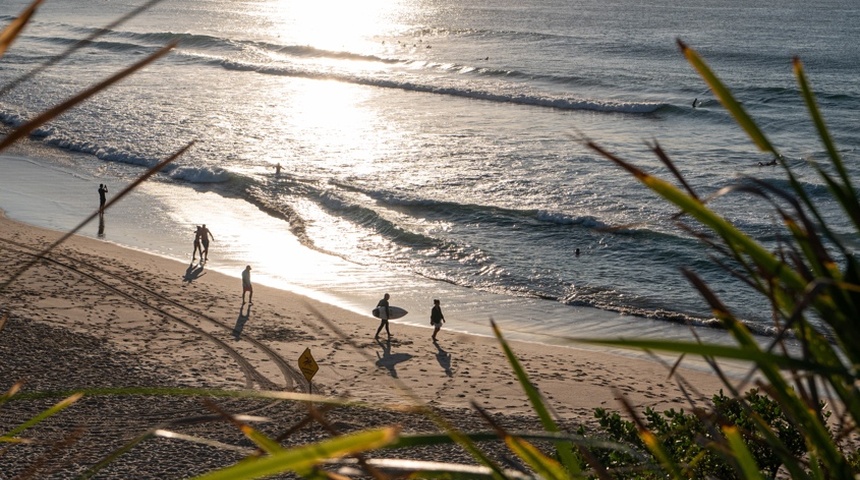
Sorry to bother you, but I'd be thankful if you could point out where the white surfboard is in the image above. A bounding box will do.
[372,305,408,320]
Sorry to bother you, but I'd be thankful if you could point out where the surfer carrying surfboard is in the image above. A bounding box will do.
[374,293,392,338]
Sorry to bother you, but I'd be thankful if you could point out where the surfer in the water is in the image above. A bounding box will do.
[375,293,392,338]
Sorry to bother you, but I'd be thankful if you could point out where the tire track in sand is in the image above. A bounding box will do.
[0,237,304,392]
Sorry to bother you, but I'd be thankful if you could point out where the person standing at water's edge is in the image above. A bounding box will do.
[430,299,445,341]
[192,225,202,261]
[98,184,108,213]
[375,293,391,339]
[200,224,214,261]
[242,265,253,304]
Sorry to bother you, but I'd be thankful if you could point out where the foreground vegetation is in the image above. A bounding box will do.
[2,1,859,478]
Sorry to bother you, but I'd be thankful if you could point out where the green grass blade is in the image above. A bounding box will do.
[154,429,253,453]
[79,429,157,480]
[589,142,807,295]
[639,430,684,479]
[678,39,778,157]
[1,393,82,439]
[337,458,536,479]
[794,58,860,232]
[239,423,284,455]
[744,409,813,480]
[491,320,581,475]
[575,338,845,375]
[722,426,766,480]
[505,435,569,480]
[191,427,399,480]
[793,58,852,190]
[720,320,850,475]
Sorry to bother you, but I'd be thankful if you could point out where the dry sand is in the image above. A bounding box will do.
[0,212,730,478]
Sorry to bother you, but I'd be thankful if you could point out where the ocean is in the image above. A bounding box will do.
[1,0,858,346]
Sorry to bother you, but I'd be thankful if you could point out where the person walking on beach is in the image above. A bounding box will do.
[375,293,392,339]
[200,224,214,261]
[192,225,203,261]
[98,184,108,213]
[241,265,253,304]
[430,299,445,341]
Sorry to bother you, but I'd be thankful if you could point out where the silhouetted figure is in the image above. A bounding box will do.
[242,265,253,304]
[98,184,108,212]
[200,224,214,261]
[192,225,202,260]
[375,293,391,339]
[692,98,698,108]
[275,163,282,176]
[430,299,445,341]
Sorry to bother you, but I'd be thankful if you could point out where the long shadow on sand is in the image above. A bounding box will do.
[434,341,453,377]
[233,304,251,339]
[375,338,412,378]
[183,262,206,283]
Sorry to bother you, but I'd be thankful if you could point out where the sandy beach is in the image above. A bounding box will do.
[0,211,734,478]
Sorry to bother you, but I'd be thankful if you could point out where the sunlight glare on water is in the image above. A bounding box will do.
[260,0,413,52]
[287,80,390,166]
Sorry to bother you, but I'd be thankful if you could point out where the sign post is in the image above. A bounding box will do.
[298,347,319,395]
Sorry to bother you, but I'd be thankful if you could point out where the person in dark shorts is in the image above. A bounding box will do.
[200,224,214,261]
[430,299,445,341]
[242,265,253,304]
[375,293,391,339]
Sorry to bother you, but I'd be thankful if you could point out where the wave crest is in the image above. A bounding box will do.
[169,166,231,183]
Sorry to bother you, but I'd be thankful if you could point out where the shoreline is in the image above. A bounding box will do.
[0,194,733,476]
[0,211,729,412]
[0,151,746,352]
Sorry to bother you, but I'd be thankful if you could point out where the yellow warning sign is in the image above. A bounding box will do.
[298,348,319,382]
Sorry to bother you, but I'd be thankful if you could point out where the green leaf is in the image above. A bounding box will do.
[723,426,766,480]
[191,427,399,480]
[794,58,860,232]
[575,338,847,376]
[491,320,581,475]
[504,435,569,480]
[1,392,82,439]
[678,39,778,157]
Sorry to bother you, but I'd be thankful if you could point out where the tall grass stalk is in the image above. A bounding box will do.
[582,41,860,478]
